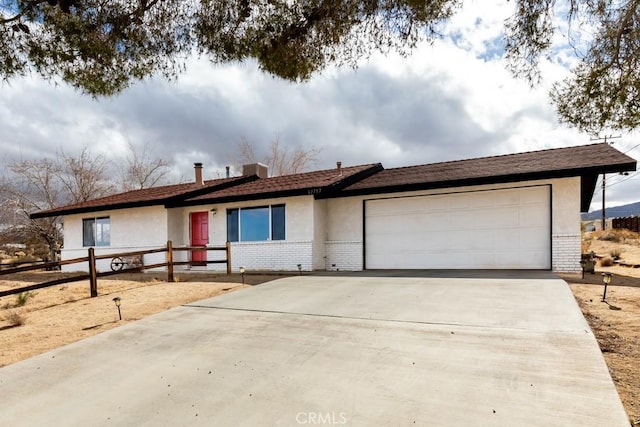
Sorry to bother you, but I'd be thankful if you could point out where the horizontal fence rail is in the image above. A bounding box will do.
[0,241,231,299]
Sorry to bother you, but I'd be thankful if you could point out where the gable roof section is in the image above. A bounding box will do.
[335,143,636,211]
[29,176,257,219]
[170,163,384,207]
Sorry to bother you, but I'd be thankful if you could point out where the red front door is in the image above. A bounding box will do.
[190,212,209,265]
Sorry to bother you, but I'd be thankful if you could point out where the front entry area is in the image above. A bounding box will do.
[364,186,551,269]
[190,211,209,266]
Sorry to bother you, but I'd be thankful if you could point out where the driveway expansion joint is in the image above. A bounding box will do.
[183,303,595,335]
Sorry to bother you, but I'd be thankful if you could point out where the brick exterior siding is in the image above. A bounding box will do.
[324,241,363,271]
[552,234,581,273]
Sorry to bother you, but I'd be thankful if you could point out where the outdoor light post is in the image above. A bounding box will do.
[112,297,122,321]
[297,264,302,275]
[601,273,612,302]
[239,266,245,285]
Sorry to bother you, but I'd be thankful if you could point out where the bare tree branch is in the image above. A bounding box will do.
[120,141,171,190]
[234,135,320,177]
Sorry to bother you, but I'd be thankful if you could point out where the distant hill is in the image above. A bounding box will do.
[582,201,640,221]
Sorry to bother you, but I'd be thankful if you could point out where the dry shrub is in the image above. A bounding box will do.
[4,311,26,326]
[594,228,640,244]
[616,228,640,243]
[600,257,614,267]
[599,232,621,242]
[609,249,622,259]
[581,238,592,253]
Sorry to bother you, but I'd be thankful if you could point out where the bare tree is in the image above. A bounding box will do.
[0,158,64,262]
[120,142,171,191]
[235,136,320,177]
[0,147,116,262]
[57,147,115,203]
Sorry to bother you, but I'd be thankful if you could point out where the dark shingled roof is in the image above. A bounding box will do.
[342,143,635,192]
[29,143,636,218]
[29,176,255,219]
[336,143,636,211]
[172,163,383,206]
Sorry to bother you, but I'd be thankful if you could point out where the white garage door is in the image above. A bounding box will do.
[365,186,551,269]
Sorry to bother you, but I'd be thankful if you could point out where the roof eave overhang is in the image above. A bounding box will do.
[166,188,316,207]
[333,163,638,202]
[29,200,165,219]
[29,176,260,219]
[578,159,637,211]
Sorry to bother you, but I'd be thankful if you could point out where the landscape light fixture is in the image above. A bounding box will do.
[112,297,122,321]
[579,259,587,279]
[601,273,612,302]
[239,266,245,285]
[297,264,302,275]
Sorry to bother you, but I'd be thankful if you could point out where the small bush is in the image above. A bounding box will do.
[609,249,622,260]
[5,311,25,326]
[15,291,36,307]
[600,257,614,267]
[598,233,621,242]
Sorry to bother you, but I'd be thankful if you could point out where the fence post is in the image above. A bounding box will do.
[226,241,231,275]
[167,240,175,283]
[88,247,98,297]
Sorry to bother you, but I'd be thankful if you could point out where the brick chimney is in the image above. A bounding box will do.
[337,161,342,176]
[194,163,203,185]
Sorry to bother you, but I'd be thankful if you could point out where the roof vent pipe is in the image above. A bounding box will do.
[337,161,342,176]
[194,163,203,185]
[225,165,230,178]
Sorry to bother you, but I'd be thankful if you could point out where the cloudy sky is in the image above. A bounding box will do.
[1,0,638,211]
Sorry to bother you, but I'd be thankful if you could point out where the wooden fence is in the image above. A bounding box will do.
[612,216,640,233]
[0,241,230,299]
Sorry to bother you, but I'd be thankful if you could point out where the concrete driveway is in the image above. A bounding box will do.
[0,271,628,426]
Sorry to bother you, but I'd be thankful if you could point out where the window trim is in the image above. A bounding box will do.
[227,204,285,242]
[82,216,111,247]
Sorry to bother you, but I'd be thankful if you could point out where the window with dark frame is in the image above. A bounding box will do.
[82,217,110,247]
[226,205,285,242]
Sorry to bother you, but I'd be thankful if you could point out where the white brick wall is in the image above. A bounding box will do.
[552,234,581,273]
[210,240,313,272]
[325,241,363,271]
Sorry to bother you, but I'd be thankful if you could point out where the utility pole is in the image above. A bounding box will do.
[602,174,606,231]
[590,135,622,231]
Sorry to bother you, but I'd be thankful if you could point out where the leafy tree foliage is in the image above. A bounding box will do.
[0,0,455,96]
[505,0,640,133]
[1,0,639,132]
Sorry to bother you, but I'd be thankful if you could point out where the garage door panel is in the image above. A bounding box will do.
[522,207,548,225]
[365,186,550,269]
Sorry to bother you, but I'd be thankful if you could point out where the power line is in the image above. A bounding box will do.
[623,142,640,154]
[606,170,640,188]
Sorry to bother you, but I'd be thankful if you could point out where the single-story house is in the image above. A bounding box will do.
[31,143,636,273]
